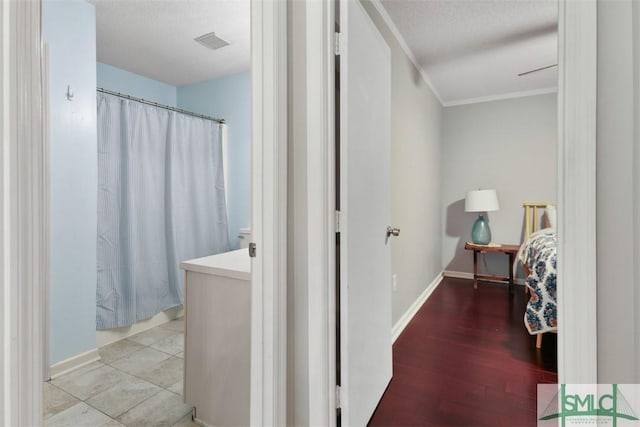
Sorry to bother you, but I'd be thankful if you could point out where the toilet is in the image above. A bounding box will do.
[238,228,252,249]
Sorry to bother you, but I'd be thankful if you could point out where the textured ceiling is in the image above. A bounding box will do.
[89,0,250,87]
[379,0,558,105]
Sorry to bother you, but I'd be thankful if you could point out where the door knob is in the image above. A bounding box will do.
[386,226,400,237]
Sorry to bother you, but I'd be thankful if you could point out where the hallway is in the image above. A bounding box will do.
[369,277,557,426]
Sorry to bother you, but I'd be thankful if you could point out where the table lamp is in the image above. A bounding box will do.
[465,189,500,245]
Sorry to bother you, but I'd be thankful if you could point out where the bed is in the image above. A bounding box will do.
[516,202,557,349]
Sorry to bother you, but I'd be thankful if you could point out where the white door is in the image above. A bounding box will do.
[339,0,393,425]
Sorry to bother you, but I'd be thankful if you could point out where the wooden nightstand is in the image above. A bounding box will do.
[464,242,520,295]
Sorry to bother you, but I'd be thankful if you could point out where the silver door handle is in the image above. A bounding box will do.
[386,226,400,237]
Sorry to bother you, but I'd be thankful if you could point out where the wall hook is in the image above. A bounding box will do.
[66,85,74,101]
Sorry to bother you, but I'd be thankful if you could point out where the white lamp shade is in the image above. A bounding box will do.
[465,189,500,212]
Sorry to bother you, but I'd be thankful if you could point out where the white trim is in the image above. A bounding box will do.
[288,0,336,424]
[556,0,597,384]
[369,0,560,109]
[634,0,640,383]
[1,1,7,419]
[250,0,288,425]
[442,270,526,286]
[42,41,51,383]
[443,271,474,280]
[392,274,443,343]
[443,87,558,107]
[368,0,443,105]
[1,0,46,424]
[49,348,100,380]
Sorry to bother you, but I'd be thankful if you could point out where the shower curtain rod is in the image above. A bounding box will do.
[97,88,225,124]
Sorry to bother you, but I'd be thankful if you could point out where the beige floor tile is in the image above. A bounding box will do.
[51,364,131,400]
[45,402,114,427]
[44,382,79,420]
[136,357,183,388]
[175,352,184,359]
[86,374,162,418]
[172,413,198,427]
[150,332,184,355]
[99,339,145,364]
[102,421,126,427]
[109,347,171,375]
[166,380,183,396]
[161,317,184,332]
[117,390,193,427]
[128,327,178,346]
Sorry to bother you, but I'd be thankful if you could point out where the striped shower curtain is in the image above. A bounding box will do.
[96,92,230,329]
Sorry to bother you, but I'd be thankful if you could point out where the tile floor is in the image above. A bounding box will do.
[44,318,198,427]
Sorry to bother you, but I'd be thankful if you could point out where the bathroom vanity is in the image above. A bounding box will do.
[180,249,250,426]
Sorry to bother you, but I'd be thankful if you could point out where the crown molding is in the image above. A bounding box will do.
[443,86,558,107]
[368,0,444,106]
[368,0,561,110]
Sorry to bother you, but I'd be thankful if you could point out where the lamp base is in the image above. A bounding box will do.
[471,214,491,245]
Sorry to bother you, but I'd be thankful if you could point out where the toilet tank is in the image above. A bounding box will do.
[238,228,252,249]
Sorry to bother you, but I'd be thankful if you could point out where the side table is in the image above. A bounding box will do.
[464,242,520,295]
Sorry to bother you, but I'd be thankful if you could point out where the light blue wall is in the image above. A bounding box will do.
[178,72,251,249]
[43,0,98,364]
[97,62,177,107]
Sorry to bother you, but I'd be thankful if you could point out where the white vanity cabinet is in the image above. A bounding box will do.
[180,249,250,427]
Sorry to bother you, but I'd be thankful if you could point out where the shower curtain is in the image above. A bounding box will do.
[96,92,230,329]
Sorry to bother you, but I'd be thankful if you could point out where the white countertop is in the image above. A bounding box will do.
[180,249,250,280]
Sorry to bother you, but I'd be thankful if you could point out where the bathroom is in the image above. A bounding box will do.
[43,0,250,425]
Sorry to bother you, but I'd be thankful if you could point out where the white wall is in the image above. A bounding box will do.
[596,0,639,383]
[441,93,557,277]
[362,1,443,325]
[43,0,98,364]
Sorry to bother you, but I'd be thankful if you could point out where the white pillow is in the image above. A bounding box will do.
[542,205,557,229]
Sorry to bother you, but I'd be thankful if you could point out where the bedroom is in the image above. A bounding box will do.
[336,1,560,425]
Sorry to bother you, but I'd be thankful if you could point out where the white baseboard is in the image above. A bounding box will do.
[443,270,525,286]
[193,415,212,427]
[392,272,444,343]
[49,348,100,380]
[49,308,184,380]
[96,307,184,348]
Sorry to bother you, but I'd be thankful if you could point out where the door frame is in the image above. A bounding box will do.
[1,0,47,425]
[292,0,598,422]
[556,0,598,384]
[0,0,288,424]
[287,0,337,425]
[250,0,288,425]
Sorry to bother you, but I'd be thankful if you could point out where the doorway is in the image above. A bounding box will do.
[326,0,597,424]
[42,1,250,425]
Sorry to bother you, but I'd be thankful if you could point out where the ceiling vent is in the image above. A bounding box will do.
[194,32,230,50]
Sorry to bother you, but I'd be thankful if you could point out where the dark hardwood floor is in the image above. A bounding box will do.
[368,277,557,427]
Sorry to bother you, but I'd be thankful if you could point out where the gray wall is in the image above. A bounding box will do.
[441,94,557,278]
[362,1,443,325]
[596,0,639,383]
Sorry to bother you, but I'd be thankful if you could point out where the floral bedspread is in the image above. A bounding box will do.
[516,229,557,334]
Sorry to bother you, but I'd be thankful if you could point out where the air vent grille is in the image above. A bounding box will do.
[194,32,230,50]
